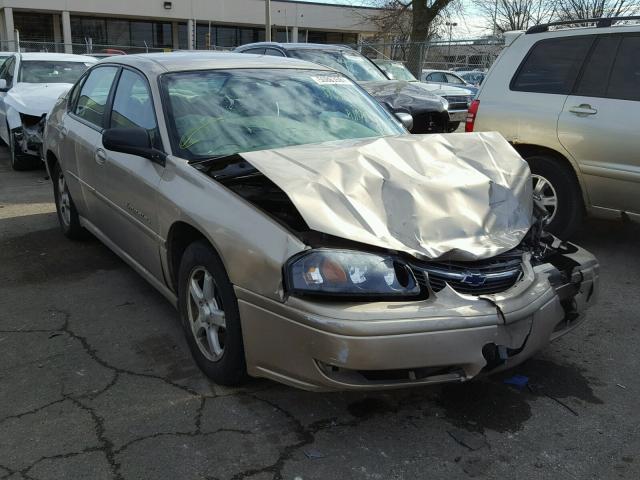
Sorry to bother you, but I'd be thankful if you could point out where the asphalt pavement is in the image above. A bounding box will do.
[1,147,639,480]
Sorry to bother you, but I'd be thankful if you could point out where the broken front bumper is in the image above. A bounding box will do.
[237,244,598,391]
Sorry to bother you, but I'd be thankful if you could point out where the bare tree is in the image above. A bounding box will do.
[473,0,556,34]
[554,0,640,20]
[356,0,458,75]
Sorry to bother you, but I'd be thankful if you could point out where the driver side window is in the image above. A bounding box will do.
[110,69,161,150]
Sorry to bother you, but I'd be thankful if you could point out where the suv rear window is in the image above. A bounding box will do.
[511,37,592,94]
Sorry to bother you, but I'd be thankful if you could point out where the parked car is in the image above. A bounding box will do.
[459,71,486,86]
[0,52,96,170]
[234,43,452,133]
[0,52,11,69]
[373,59,475,130]
[43,52,598,391]
[420,68,479,96]
[468,18,640,238]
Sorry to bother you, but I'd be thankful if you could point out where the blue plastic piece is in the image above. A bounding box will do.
[503,374,529,389]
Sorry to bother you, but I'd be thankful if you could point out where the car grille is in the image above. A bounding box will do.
[443,95,472,110]
[411,255,523,296]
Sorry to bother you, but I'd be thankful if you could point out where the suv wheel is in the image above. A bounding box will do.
[525,154,583,239]
[52,162,87,239]
[178,240,247,386]
[9,127,39,171]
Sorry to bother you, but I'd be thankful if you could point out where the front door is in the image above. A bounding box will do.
[93,68,165,281]
[558,33,640,215]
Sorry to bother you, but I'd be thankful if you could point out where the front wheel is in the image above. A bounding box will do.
[178,241,247,386]
[525,154,583,239]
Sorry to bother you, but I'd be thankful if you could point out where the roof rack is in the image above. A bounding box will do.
[526,15,640,34]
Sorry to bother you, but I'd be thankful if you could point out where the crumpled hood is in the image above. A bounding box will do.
[360,80,448,114]
[5,82,72,117]
[240,132,533,261]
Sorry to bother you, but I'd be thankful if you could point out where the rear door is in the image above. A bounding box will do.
[61,65,120,217]
[92,67,165,280]
[558,33,640,214]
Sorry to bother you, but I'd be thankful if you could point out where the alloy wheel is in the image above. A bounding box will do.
[186,266,227,362]
[532,173,558,223]
[57,171,72,227]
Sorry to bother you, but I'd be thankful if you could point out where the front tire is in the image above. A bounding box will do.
[525,154,583,239]
[9,127,40,171]
[178,241,247,386]
[52,162,86,239]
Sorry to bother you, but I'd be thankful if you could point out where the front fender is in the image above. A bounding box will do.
[6,107,21,131]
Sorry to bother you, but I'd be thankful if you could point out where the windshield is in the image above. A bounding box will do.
[19,61,92,84]
[288,49,387,82]
[162,69,403,161]
[378,62,416,82]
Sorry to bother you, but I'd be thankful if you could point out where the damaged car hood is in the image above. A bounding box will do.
[240,132,533,261]
[359,80,448,114]
[5,82,73,116]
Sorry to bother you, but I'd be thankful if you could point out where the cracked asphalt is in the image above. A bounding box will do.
[1,146,639,480]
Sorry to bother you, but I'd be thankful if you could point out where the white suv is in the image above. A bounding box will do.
[467,18,640,238]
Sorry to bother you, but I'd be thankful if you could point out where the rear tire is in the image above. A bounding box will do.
[52,161,87,240]
[524,154,583,239]
[178,240,247,386]
[9,127,40,171]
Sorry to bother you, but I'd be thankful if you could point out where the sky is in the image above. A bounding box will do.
[292,0,492,38]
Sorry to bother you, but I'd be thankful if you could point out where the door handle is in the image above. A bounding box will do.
[60,126,68,137]
[569,104,597,115]
[95,148,107,165]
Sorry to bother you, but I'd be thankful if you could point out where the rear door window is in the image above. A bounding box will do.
[511,36,592,94]
[265,48,285,57]
[427,72,446,82]
[574,36,620,98]
[607,35,640,101]
[74,66,119,128]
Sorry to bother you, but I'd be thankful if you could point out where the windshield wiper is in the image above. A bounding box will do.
[190,153,259,181]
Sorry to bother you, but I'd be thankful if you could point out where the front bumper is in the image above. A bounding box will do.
[237,245,599,391]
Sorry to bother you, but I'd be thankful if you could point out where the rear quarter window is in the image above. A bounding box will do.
[510,36,592,94]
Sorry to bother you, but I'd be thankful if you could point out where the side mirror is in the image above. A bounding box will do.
[0,79,8,92]
[103,127,166,166]
[394,111,413,131]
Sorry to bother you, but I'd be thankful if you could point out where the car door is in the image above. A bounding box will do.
[558,33,640,215]
[61,65,120,217]
[93,67,165,280]
[0,55,17,143]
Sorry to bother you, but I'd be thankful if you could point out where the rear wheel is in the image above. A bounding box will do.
[52,162,86,239]
[178,241,247,385]
[9,127,40,171]
[524,154,583,239]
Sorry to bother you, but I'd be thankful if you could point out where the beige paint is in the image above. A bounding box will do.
[0,0,380,34]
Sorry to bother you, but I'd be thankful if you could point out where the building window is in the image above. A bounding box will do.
[71,16,173,50]
[14,11,56,43]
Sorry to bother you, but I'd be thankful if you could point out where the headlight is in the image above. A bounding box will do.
[285,249,421,299]
[440,97,449,110]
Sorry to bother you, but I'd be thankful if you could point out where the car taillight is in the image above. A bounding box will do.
[465,99,480,132]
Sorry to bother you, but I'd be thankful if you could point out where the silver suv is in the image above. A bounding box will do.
[468,18,640,238]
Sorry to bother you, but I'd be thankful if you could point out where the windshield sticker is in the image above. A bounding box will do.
[311,75,351,85]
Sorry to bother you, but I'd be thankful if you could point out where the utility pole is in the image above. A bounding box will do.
[265,0,272,41]
[445,22,457,68]
[492,0,499,37]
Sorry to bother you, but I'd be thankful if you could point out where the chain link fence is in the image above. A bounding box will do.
[0,40,166,55]
[352,38,505,76]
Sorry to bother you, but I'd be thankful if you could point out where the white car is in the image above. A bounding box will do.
[0,52,96,170]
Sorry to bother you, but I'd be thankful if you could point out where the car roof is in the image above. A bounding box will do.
[96,51,332,75]
[18,52,97,63]
[237,42,355,52]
